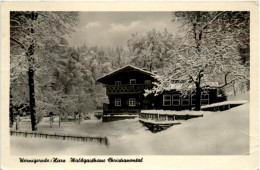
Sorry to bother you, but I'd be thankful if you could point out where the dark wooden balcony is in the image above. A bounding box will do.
[105,84,153,95]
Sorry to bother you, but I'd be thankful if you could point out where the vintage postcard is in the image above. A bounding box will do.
[1,1,259,170]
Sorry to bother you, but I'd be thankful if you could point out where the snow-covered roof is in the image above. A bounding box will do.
[96,65,220,90]
[201,100,248,109]
[96,65,155,83]
[167,82,220,90]
[201,82,219,87]
[169,83,185,90]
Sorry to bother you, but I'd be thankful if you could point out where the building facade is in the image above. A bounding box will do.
[96,65,222,115]
[96,65,155,115]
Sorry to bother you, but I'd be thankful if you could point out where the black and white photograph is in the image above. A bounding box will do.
[1,1,259,169]
[8,10,251,155]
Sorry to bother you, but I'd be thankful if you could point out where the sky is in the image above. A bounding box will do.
[68,12,180,48]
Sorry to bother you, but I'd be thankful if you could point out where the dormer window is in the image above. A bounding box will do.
[130,79,136,84]
[115,81,121,85]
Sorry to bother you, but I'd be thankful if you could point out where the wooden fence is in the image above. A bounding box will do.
[140,113,203,121]
[10,130,109,146]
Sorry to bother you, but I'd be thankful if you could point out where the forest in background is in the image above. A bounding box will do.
[10,12,250,129]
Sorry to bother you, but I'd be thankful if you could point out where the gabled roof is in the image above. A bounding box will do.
[96,65,219,89]
[96,65,155,83]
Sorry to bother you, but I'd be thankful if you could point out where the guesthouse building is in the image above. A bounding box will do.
[96,65,156,115]
[96,65,222,115]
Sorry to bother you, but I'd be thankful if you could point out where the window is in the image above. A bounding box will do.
[172,94,180,106]
[181,95,190,106]
[115,81,121,85]
[129,98,136,107]
[163,94,171,106]
[144,80,151,84]
[191,94,196,105]
[201,93,209,105]
[115,98,121,107]
[130,79,136,84]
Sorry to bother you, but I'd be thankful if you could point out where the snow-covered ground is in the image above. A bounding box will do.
[10,102,249,155]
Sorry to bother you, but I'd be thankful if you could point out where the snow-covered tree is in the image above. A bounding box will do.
[127,29,175,72]
[10,12,78,130]
[147,12,249,110]
[49,46,113,117]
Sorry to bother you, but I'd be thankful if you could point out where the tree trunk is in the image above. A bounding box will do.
[50,116,52,128]
[194,84,202,111]
[59,114,61,127]
[78,112,81,125]
[16,116,20,130]
[194,70,203,111]
[232,82,236,96]
[27,12,38,131]
[10,92,14,128]
[28,63,37,131]
[9,101,14,128]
